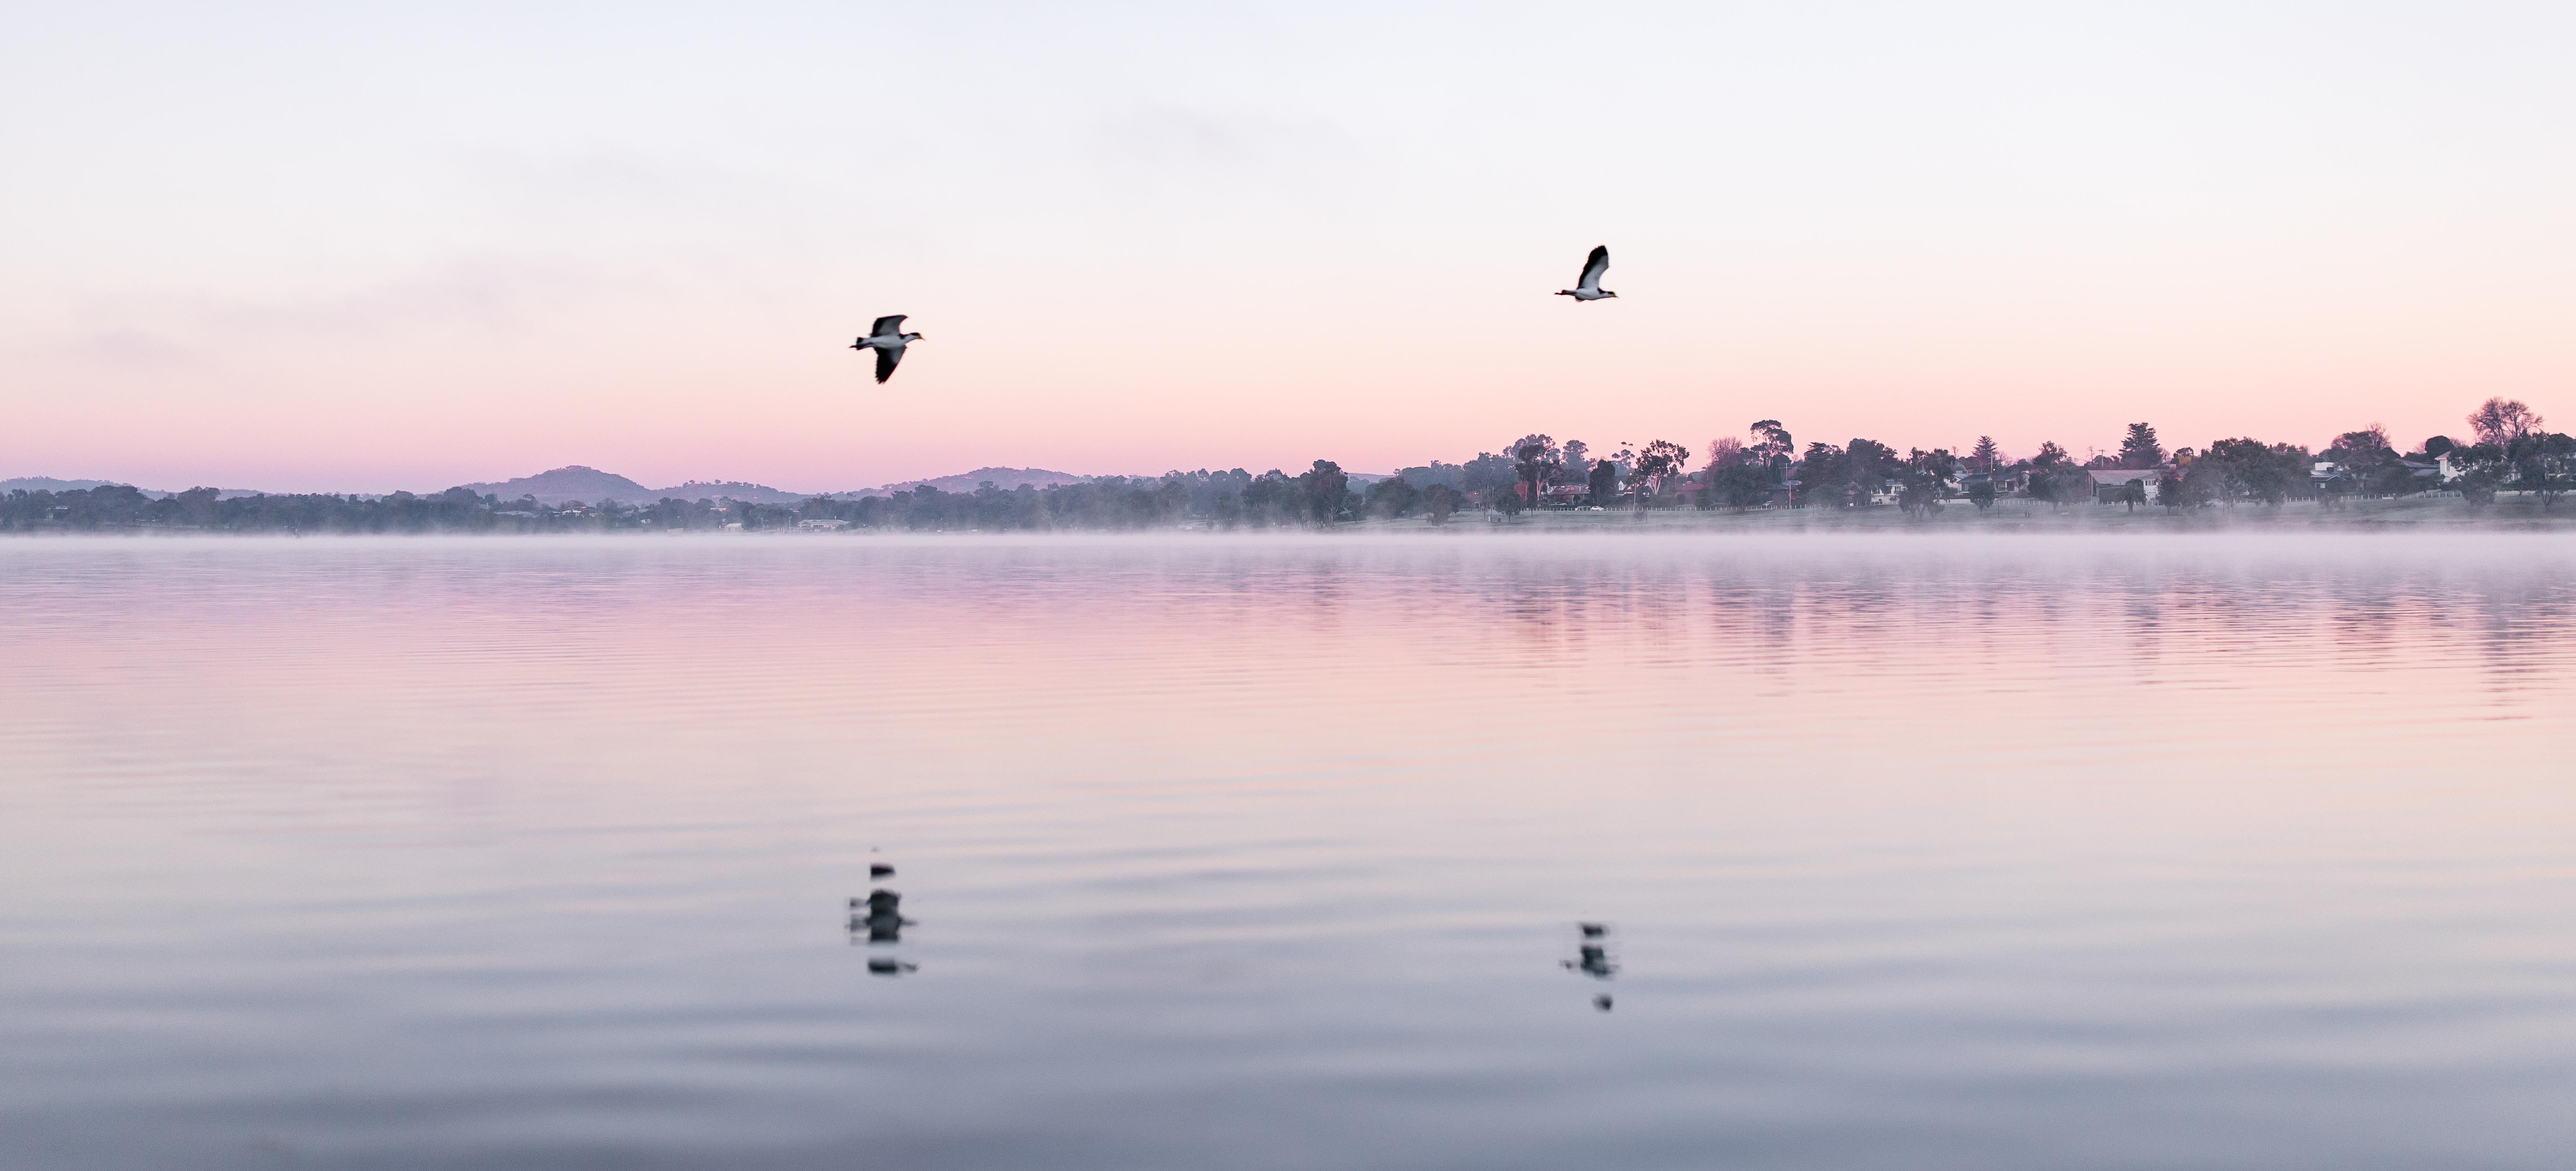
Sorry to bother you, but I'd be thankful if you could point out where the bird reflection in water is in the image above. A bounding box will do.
[1565,922,1615,1011]
[848,860,918,975]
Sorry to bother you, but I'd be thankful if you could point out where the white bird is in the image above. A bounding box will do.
[1555,246,1616,301]
[851,315,924,383]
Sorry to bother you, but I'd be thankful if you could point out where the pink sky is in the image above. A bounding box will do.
[5,4,2571,493]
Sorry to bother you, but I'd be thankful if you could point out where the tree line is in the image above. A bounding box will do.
[8,399,2569,534]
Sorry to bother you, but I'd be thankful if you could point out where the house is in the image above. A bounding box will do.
[797,518,848,530]
[2087,469,2158,503]
[1962,469,2029,496]
[2400,456,2453,485]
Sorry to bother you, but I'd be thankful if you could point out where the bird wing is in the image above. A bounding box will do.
[874,343,903,383]
[1577,246,1609,292]
[870,314,906,337]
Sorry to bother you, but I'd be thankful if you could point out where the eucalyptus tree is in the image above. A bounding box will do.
[1632,440,1692,507]
[1510,435,1562,511]
[1748,421,1796,482]
[1298,460,1350,523]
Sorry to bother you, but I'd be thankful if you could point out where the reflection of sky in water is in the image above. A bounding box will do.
[4,535,2575,1169]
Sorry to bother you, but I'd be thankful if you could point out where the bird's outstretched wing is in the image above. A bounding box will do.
[870,314,906,337]
[1577,246,1609,292]
[875,344,903,384]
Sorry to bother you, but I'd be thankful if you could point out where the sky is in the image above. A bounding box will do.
[4,2,2573,494]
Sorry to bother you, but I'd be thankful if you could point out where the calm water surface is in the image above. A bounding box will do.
[5,535,2575,1169]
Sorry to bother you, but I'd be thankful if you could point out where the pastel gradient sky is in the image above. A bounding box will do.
[6,2,2573,493]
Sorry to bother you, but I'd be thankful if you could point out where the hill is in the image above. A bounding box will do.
[3,476,140,495]
[647,480,820,505]
[2,476,269,499]
[852,467,1094,497]
[446,465,1105,505]
[453,466,657,505]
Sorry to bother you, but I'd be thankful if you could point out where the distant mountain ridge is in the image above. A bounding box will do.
[2,476,269,500]
[863,467,1092,496]
[445,465,1100,505]
[649,480,820,506]
[453,466,656,505]
[13,465,1147,507]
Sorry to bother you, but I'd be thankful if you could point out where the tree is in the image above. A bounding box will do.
[2157,470,2193,510]
[2522,434,2576,509]
[1586,459,1618,506]
[2199,438,2307,506]
[2117,478,2147,512]
[1562,439,1590,474]
[1797,442,1846,507]
[2467,398,2543,452]
[2456,462,2501,511]
[1709,463,1772,510]
[1706,436,1745,470]
[1966,479,1996,511]
[1298,460,1349,523]
[2118,423,2164,470]
[1898,448,1957,518]
[1843,439,1899,507]
[1792,439,1898,509]
[1511,434,1562,511]
[2031,441,2071,474]
[1241,470,1297,525]
[1423,484,1460,525]
[1633,440,1691,505]
[1970,436,2000,472]
[1365,477,1422,518]
[1490,482,1526,519]
[2030,469,2090,512]
[2327,425,2398,491]
[2442,440,2524,509]
[1460,452,1517,498]
[1748,420,1795,467]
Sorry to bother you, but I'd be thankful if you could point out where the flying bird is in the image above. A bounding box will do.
[1556,246,1616,301]
[851,315,924,383]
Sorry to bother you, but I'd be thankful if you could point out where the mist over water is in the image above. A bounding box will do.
[5,535,2576,1170]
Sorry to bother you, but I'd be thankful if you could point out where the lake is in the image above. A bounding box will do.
[5,534,2574,1170]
